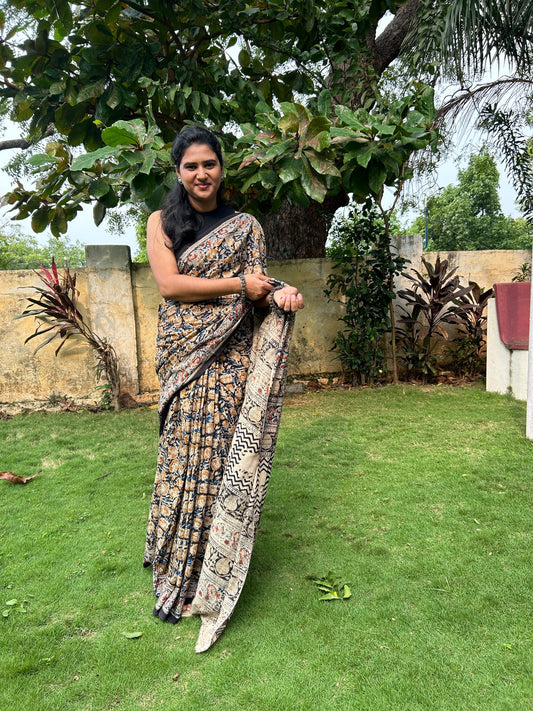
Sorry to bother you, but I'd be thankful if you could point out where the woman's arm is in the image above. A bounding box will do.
[146,211,274,302]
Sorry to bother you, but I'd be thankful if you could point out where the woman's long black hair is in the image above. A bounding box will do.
[161,126,225,259]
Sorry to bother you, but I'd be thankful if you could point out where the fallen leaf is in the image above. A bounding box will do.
[0,471,41,485]
[123,631,143,639]
[172,673,180,681]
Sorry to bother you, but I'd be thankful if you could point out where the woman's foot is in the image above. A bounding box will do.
[181,598,194,618]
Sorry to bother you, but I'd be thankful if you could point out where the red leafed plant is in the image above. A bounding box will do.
[17,258,120,410]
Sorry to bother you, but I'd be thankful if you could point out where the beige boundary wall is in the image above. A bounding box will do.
[0,238,530,405]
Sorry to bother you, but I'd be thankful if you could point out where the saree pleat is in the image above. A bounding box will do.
[145,326,250,621]
[144,213,294,651]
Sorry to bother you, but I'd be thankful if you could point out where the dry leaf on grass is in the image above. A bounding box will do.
[0,471,41,484]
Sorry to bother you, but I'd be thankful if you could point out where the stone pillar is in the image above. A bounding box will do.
[526,249,533,437]
[486,298,511,396]
[85,245,139,395]
[390,233,423,297]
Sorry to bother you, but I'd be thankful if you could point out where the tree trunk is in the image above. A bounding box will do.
[262,194,349,260]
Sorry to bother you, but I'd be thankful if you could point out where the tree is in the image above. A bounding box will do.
[409,149,533,250]
[0,0,439,258]
[0,224,85,269]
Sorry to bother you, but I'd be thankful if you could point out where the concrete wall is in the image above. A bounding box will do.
[0,237,530,404]
[424,248,531,289]
[0,247,345,404]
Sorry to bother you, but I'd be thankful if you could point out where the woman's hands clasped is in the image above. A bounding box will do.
[242,274,304,312]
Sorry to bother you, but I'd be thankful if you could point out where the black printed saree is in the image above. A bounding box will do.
[143,213,295,652]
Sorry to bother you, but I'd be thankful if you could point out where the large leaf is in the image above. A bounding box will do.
[299,154,327,202]
[101,125,139,147]
[278,156,301,184]
[71,147,115,171]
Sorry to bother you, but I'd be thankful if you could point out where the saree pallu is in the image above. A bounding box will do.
[143,213,295,653]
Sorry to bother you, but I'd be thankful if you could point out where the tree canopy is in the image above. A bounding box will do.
[0,0,439,253]
[410,149,533,251]
[0,0,530,256]
[0,224,85,269]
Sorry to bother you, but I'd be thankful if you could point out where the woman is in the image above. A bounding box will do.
[143,126,304,652]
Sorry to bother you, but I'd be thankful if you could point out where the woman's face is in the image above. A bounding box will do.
[176,143,223,212]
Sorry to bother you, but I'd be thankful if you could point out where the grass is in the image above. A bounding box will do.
[0,383,531,711]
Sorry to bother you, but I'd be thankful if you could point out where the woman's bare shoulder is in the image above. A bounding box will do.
[147,210,163,229]
[147,210,172,249]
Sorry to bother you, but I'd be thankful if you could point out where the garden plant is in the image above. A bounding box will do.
[325,202,406,386]
[17,258,121,410]
[396,256,473,381]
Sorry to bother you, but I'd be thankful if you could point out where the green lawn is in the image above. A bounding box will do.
[0,384,531,710]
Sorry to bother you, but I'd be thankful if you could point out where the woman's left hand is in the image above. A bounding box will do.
[273,285,305,312]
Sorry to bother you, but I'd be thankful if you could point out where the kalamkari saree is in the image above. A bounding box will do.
[143,213,295,653]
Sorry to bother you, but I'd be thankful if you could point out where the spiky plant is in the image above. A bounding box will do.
[17,258,121,410]
[448,284,494,377]
[396,256,473,381]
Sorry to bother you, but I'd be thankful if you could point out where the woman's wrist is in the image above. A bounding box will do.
[229,276,241,296]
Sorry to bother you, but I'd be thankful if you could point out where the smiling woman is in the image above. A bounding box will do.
[142,125,304,652]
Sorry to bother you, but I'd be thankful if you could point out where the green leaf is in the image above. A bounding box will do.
[300,155,328,202]
[238,48,250,68]
[264,139,296,161]
[76,79,106,103]
[68,120,94,147]
[5,599,18,606]
[101,124,139,147]
[140,151,156,175]
[278,157,301,184]
[28,154,56,167]
[368,164,387,194]
[303,116,331,140]
[377,123,396,136]
[278,113,299,135]
[351,143,376,169]
[123,631,143,639]
[93,201,106,226]
[303,129,331,152]
[88,178,111,199]
[305,151,340,178]
[132,172,156,199]
[317,89,332,117]
[319,592,340,600]
[335,105,368,131]
[51,208,68,237]
[144,183,167,212]
[71,147,115,171]
[97,187,119,208]
[31,208,50,233]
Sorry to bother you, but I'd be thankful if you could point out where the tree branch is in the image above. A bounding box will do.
[372,0,421,74]
[0,125,56,152]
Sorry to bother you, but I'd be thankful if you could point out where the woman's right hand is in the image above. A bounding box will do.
[243,273,275,301]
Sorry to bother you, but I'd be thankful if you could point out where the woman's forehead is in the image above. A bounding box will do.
[180,143,219,164]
